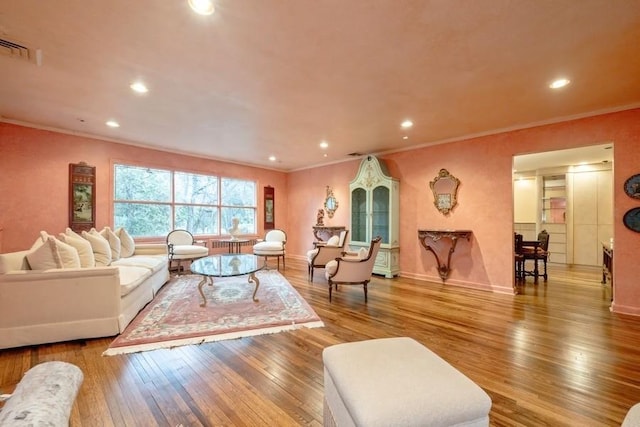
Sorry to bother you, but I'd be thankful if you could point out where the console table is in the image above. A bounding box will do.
[313,225,346,242]
[418,229,472,282]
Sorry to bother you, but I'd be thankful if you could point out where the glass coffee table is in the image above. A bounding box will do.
[190,254,264,307]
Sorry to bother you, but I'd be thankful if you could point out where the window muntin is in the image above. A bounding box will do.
[114,164,257,238]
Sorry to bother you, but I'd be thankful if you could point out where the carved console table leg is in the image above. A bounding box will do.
[418,229,472,283]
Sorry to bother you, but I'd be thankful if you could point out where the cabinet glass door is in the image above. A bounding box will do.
[351,188,367,242]
[372,186,389,243]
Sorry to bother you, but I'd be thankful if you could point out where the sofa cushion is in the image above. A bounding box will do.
[118,265,153,297]
[116,227,135,258]
[82,229,112,266]
[27,237,81,270]
[111,255,167,274]
[58,233,95,268]
[326,235,340,246]
[100,227,122,261]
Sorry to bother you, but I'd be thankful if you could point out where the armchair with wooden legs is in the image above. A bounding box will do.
[306,230,349,281]
[324,236,381,302]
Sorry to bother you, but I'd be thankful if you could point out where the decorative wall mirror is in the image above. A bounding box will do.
[324,186,339,218]
[429,169,460,215]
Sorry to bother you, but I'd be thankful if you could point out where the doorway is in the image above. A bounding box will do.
[513,143,614,283]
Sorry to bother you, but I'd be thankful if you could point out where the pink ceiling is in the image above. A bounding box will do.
[1,0,639,170]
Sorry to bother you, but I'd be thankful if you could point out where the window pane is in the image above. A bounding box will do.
[221,178,256,206]
[114,203,171,237]
[114,165,171,202]
[174,172,218,204]
[221,207,256,234]
[175,205,219,235]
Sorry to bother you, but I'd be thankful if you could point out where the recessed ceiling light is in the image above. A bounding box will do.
[401,120,413,129]
[130,82,148,94]
[188,0,215,15]
[106,120,120,128]
[549,78,570,89]
[323,154,328,158]
[269,155,276,162]
[320,141,329,149]
[402,136,409,140]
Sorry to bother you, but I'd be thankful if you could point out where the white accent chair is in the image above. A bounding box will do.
[306,230,349,281]
[166,229,209,274]
[324,236,381,302]
[253,229,287,270]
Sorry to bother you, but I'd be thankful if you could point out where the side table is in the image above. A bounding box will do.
[219,238,249,254]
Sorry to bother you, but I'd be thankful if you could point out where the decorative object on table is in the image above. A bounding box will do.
[623,207,640,233]
[624,174,640,199]
[316,208,325,226]
[69,162,96,232]
[350,155,400,278]
[103,271,323,355]
[227,217,241,240]
[264,186,275,229]
[429,168,460,215]
[324,186,339,218]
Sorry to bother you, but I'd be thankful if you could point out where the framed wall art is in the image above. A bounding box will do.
[69,162,96,232]
[264,186,275,230]
[624,174,640,199]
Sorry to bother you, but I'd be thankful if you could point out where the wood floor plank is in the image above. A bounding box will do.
[2,260,640,426]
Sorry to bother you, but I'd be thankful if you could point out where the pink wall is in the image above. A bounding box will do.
[288,109,640,315]
[0,123,287,252]
[2,109,640,315]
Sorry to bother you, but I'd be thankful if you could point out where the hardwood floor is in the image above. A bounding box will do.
[1,259,639,426]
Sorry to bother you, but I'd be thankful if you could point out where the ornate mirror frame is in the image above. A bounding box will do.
[429,169,460,215]
[324,186,339,218]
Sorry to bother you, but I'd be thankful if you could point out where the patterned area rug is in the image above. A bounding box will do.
[104,270,324,355]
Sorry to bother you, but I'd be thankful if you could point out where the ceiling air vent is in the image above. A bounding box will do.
[0,38,40,65]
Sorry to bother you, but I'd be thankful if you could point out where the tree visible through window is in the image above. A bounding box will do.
[114,164,257,238]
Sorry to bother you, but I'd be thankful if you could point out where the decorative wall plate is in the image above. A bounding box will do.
[624,174,640,199]
[623,208,640,233]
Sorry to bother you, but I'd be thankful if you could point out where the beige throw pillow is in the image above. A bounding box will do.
[82,229,112,266]
[27,236,81,270]
[59,233,95,268]
[100,226,121,261]
[115,227,135,258]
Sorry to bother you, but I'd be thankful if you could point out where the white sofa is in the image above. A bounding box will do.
[0,243,169,350]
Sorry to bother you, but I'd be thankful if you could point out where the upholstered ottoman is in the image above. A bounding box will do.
[0,361,83,426]
[322,337,491,427]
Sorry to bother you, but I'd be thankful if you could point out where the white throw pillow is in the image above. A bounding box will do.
[82,229,112,266]
[116,227,135,258]
[64,227,84,241]
[100,226,121,261]
[27,236,81,270]
[326,235,340,246]
[58,233,95,268]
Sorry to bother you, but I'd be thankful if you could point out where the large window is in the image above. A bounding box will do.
[114,164,256,237]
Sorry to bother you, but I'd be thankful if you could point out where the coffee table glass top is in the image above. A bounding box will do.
[190,254,263,277]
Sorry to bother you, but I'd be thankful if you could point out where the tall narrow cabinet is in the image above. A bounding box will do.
[350,155,400,278]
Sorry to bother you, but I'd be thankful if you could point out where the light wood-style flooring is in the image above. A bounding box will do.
[1,259,639,426]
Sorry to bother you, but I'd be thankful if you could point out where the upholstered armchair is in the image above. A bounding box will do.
[306,230,349,281]
[166,229,209,274]
[324,236,382,302]
[253,229,287,270]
